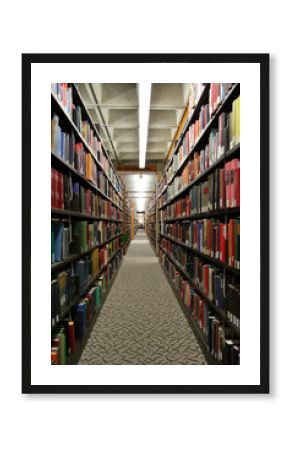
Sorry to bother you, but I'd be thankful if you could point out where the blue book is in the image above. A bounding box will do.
[74,302,86,339]
[215,275,221,306]
[56,126,62,157]
[51,279,58,327]
[69,132,75,167]
[75,260,86,295]
[54,222,64,262]
[60,130,65,159]
[73,182,80,211]
[64,132,69,163]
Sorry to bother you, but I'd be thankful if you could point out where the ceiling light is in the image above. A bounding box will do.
[139,83,151,169]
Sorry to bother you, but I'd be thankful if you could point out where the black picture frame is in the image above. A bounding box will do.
[22,53,269,394]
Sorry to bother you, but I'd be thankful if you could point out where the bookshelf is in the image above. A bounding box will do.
[145,189,158,254]
[51,83,124,365]
[133,210,138,238]
[122,187,132,254]
[158,83,240,365]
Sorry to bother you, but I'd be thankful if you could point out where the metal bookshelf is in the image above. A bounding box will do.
[157,83,240,365]
[51,83,125,365]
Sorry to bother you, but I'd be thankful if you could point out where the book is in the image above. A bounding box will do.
[229,96,240,148]
[53,222,64,262]
[52,83,73,117]
[73,301,87,340]
[51,325,67,364]
[67,321,76,355]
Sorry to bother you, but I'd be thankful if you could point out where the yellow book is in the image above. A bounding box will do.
[232,100,236,148]
[91,248,99,277]
[51,115,59,152]
[86,153,92,180]
[235,96,240,145]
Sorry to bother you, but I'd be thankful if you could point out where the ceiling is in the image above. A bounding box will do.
[77,83,190,209]
[77,83,190,166]
[118,172,156,212]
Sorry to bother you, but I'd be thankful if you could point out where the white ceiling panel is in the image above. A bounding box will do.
[78,82,189,169]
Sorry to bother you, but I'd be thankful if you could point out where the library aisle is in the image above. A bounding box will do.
[51,82,240,365]
[79,231,207,365]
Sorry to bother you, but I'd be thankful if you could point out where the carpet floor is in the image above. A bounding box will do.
[78,231,207,365]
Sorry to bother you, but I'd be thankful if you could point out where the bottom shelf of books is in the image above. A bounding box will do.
[51,249,123,365]
[159,246,240,365]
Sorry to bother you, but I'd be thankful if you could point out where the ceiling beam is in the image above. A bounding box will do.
[128,190,154,193]
[95,124,179,129]
[87,83,120,164]
[88,104,185,110]
[117,164,157,172]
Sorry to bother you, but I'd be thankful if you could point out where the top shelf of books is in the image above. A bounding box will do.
[51,83,123,201]
[158,83,240,196]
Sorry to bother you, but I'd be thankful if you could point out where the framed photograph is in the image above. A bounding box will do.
[22,53,269,394]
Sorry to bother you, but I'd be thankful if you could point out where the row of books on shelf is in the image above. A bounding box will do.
[227,283,240,330]
[51,255,122,364]
[51,83,73,117]
[164,94,240,186]
[51,111,121,195]
[160,241,239,312]
[161,159,240,217]
[162,142,240,208]
[160,251,239,364]
[163,139,240,207]
[161,215,240,269]
[188,83,205,111]
[51,244,122,329]
[209,83,234,116]
[51,168,122,218]
[51,220,121,264]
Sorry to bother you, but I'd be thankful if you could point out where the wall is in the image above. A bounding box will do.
[1,1,287,450]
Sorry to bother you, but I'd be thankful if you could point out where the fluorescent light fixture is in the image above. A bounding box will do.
[139,83,151,169]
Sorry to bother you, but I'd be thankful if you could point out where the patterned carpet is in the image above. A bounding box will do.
[78,231,207,365]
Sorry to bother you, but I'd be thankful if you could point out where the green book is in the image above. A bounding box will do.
[95,285,102,308]
[81,221,87,252]
[59,329,67,365]
[73,221,88,253]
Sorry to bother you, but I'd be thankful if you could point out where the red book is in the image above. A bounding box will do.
[225,162,231,208]
[219,168,225,209]
[215,224,218,259]
[234,167,240,207]
[230,159,240,207]
[227,221,232,266]
[231,220,235,267]
[51,168,56,208]
[51,350,59,365]
[185,130,189,155]
[54,170,59,209]
[204,265,209,296]
[58,172,64,209]
[68,321,76,354]
[185,195,190,216]
[220,223,226,263]
[228,219,235,267]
